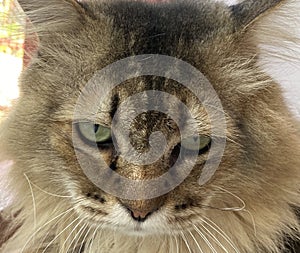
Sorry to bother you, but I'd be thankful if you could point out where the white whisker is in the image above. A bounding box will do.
[24,173,37,231]
[28,179,72,198]
[199,222,229,253]
[202,217,240,253]
[214,186,246,211]
[21,207,74,253]
[188,230,204,253]
[71,224,89,253]
[88,223,103,253]
[173,234,179,253]
[180,231,192,253]
[35,208,74,253]
[193,224,217,253]
[242,209,257,236]
[41,216,80,253]
[78,223,93,253]
[59,217,84,253]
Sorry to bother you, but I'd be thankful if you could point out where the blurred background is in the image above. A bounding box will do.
[0,0,23,119]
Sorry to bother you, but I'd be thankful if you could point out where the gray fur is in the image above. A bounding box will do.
[0,0,299,252]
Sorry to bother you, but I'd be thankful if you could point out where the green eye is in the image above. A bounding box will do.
[77,122,112,144]
[181,135,211,153]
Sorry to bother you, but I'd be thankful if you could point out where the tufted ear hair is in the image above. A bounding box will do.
[230,0,285,30]
[17,0,88,34]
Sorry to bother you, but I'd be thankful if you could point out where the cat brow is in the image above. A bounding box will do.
[110,93,120,119]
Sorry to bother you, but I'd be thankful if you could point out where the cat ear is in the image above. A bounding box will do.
[18,0,87,33]
[230,0,284,30]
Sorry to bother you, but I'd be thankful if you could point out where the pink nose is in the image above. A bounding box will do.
[120,198,165,222]
[131,210,151,220]
[126,207,156,222]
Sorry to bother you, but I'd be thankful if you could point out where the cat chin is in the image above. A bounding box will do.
[83,219,170,237]
[115,226,162,237]
[94,219,193,238]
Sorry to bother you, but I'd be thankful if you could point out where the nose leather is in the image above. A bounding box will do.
[120,197,166,222]
[128,208,155,222]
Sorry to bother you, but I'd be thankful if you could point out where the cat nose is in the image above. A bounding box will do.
[120,198,166,222]
[128,208,155,222]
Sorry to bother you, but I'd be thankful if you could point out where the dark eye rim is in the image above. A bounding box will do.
[180,136,212,155]
[75,122,113,148]
[197,139,211,155]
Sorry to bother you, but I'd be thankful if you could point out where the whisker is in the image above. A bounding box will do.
[188,230,204,253]
[59,217,84,253]
[21,207,74,253]
[193,224,218,253]
[199,222,229,253]
[180,231,192,253]
[202,217,240,253]
[35,208,74,253]
[173,234,179,253]
[41,216,81,253]
[242,209,257,236]
[28,180,72,198]
[70,224,89,253]
[88,223,103,253]
[78,223,93,253]
[214,186,246,211]
[24,173,37,231]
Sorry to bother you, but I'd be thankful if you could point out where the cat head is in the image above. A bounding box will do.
[2,0,299,250]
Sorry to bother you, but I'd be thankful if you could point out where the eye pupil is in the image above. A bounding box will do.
[77,122,112,145]
[94,124,100,133]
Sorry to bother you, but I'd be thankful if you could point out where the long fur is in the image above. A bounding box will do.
[0,0,300,252]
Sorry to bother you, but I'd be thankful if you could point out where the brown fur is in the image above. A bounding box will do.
[0,0,299,252]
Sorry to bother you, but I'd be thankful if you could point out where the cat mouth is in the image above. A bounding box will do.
[125,224,149,236]
[133,223,143,231]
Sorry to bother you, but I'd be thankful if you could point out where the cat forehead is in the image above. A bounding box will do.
[19,0,285,48]
[61,1,236,79]
[53,77,211,138]
[89,1,234,45]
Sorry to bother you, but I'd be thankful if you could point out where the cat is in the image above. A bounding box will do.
[0,0,300,252]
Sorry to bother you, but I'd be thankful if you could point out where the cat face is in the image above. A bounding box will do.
[52,81,236,236]
[2,0,300,252]
[15,1,247,236]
